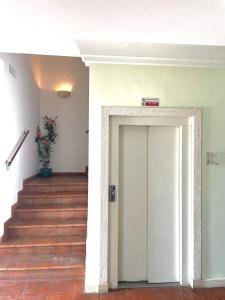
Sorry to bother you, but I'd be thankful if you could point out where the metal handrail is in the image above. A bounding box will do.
[5,130,30,169]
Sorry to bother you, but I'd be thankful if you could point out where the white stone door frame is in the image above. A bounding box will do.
[100,107,202,292]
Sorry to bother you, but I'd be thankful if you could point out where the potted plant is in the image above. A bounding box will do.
[35,116,57,177]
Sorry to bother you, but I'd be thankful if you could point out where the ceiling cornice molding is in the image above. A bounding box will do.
[76,40,225,68]
[81,55,225,68]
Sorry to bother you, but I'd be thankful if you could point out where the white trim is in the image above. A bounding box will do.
[101,107,202,291]
[109,116,189,286]
[77,40,225,68]
[83,55,225,68]
[98,284,109,293]
[190,279,203,288]
[85,284,108,293]
[203,278,225,288]
[85,285,99,293]
[179,126,183,284]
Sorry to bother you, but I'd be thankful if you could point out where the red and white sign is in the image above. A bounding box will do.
[142,97,160,106]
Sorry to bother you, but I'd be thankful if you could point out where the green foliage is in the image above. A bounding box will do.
[35,116,57,169]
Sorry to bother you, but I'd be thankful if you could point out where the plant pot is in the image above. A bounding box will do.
[40,168,52,177]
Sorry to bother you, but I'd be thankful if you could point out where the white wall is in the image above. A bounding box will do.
[86,63,225,290]
[40,56,89,172]
[0,53,40,237]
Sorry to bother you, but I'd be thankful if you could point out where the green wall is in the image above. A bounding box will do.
[89,63,225,280]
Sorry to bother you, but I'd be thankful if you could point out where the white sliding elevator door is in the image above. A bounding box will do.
[118,126,148,282]
[147,127,179,283]
[118,125,180,284]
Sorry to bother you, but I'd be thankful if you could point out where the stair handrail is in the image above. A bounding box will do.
[5,130,30,169]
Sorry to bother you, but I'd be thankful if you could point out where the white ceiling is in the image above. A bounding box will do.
[0,0,225,66]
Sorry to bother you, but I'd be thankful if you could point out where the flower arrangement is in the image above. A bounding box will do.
[35,116,57,175]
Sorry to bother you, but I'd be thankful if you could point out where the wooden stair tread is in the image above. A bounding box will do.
[16,203,87,211]
[0,235,86,248]
[0,254,85,270]
[7,218,87,228]
[24,175,88,186]
[19,191,88,197]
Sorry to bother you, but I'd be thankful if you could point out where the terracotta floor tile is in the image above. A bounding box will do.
[73,280,84,293]
[211,287,225,300]
[153,287,182,300]
[47,292,74,300]
[0,296,20,300]
[126,288,158,300]
[0,279,223,300]
[6,270,29,281]
[48,280,76,293]
[125,287,184,300]
[73,293,99,300]
[100,290,126,300]
[0,281,25,296]
[19,294,46,300]
[20,280,49,295]
[196,288,220,298]
[179,288,211,300]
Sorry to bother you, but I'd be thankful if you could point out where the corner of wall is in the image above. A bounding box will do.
[0,53,41,236]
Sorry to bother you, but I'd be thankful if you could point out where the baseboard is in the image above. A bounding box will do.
[203,278,225,288]
[53,172,87,176]
[23,173,38,184]
[23,172,87,180]
[190,278,225,288]
[85,283,108,293]
[98,283,108,293]
[189,279,203,288]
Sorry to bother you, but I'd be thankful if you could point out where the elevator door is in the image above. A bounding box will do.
[118,125,180,284]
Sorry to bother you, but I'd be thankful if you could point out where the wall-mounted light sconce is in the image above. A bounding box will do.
[56,83,73,99]
[57,90,71,98]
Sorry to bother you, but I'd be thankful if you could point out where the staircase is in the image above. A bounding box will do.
[0,175,88,281]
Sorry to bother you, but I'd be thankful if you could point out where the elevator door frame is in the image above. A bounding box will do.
[100,107,202,291]
[110,117,189,288]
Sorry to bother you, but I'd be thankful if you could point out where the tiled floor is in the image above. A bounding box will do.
[0,280,225,300]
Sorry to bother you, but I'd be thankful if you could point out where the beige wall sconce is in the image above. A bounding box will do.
[56,90,71,98]
[56,83,73,98]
